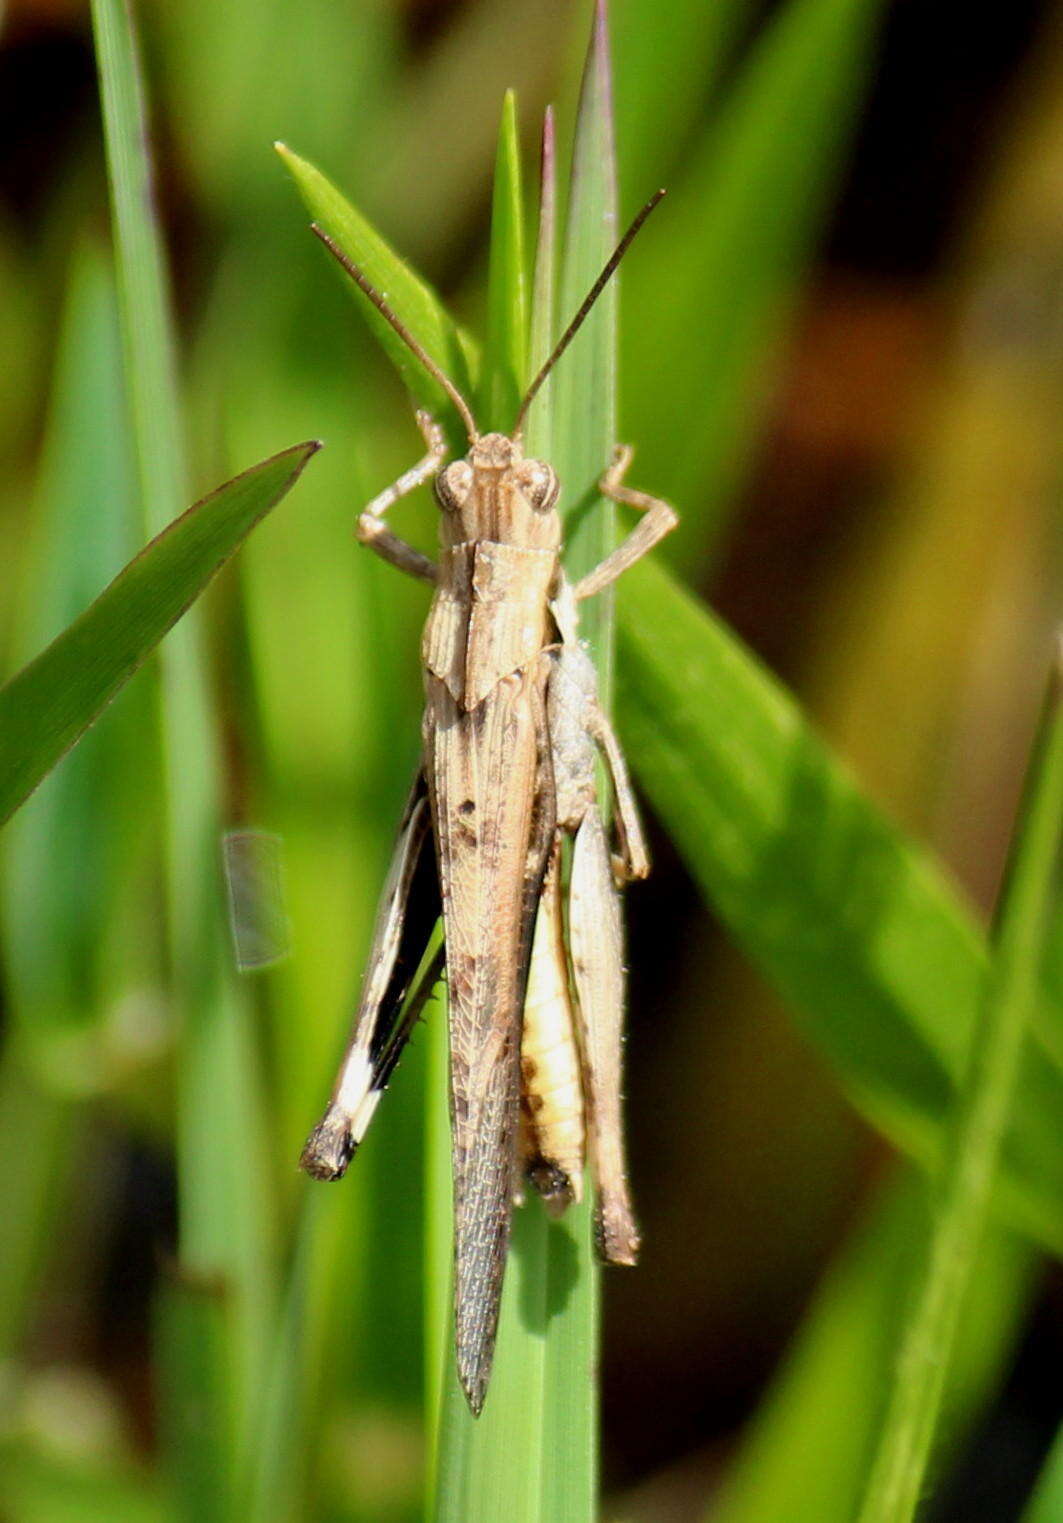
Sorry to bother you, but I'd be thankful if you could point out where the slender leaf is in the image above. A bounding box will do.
[0,243,138,1369]
[714,1172,1036,1523]
[430,104,558,1518]
[91,0,187,529]
[616,558,1063,1253]
[91,0,297,1515]
[538,9,617,1513]
[0,443,319,827]
[432,79,564,1523]
[553,0,618,678]
[275,141,476,451]
[526,106,557,466]
[478,90,527,431]
[857,644,1063,1523]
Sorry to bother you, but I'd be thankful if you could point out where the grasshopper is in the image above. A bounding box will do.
[300,194,677,1414]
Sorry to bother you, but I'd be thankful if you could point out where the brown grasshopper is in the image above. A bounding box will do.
[300,195,677,1414]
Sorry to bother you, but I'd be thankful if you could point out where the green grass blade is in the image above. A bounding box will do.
[295,13,616,1513]
[436,12,622,1514]
[616,558,1063,1251]
[526,106,557,465]
[275,141,476,450]
[91,1,299,1514]
[431,104,561,1520]
[432,71,558,1523]
[478,90,527,431]
[0,242,138,1371]
[441,14,620,1516]
[714,1172,1035,1523]
[856,643,1063,1523]
[91,0,187,528]
[434,1209,552,1523]
[0,239,144,1030]
[0,443,319,827]
[553,0,618,676]
[535,9,619,1513]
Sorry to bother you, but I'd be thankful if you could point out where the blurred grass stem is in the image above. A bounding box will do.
[857,640,1063,1523]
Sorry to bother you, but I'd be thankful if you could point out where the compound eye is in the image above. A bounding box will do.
[516,460,559,513]
[435,459,473,512]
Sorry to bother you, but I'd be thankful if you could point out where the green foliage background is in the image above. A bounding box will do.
[1,1,1061,1520]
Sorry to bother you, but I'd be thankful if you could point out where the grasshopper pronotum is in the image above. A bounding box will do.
[300,192,676,1414]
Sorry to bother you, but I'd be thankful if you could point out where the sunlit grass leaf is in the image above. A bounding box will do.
[553,0,618,678]
[0,240,142,1038]
[615,558,1063,1252]
[0,443,319,828]
[0,243,140,1375]
[91,0,187,530]
[537,6,617,1511]
[283,21,617,1514]
[526,106,557,466]
[276,141,477,452]
[432,73,597,1523]
[713,1172,1035,1523]
[857,648,1063,1523]
[478,90,527,432]
[92,0,310,1513]
[439,13,619,1516]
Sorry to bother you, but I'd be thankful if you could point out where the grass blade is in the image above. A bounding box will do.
[478,89,527,431]
[0,443,318,827]
[714,1172,1035,1523]
[279,13,616,1513]
[536,8,620,1513]
[0,242,138,1373]
[526,105,557,465]
[432,82,563,1523]
[91,0,187,529]
[616,557,1063,1251]
[553,0,618,675]
[91,0,299,1513]
[275,141,476,450]
[856,640,1063,1523]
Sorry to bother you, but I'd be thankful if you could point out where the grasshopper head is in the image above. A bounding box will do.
[437,435,560,547]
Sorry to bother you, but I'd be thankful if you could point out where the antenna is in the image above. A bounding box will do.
[512,188,665,438]
[312,224,479,442]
